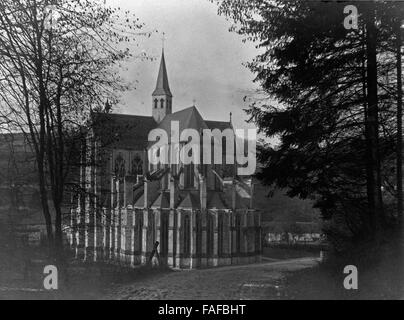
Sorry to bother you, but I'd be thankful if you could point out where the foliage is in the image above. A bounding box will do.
[0,0,151,253]
[212,0,404,246]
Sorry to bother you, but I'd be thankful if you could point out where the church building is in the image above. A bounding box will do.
[69,50,262,269]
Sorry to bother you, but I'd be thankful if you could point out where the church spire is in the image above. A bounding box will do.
[153,49,172,97]
[152,49,173,123]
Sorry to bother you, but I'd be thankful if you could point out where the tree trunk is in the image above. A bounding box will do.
[395,18,403,225]
[362,24,373,234]
[364,3,383,235]
[37,157,54,252]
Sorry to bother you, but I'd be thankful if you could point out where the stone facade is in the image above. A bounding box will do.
[69,177,261,269]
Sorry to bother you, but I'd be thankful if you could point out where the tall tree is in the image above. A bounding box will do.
[363,2,384,233]
[394,13,403,224]
[0,0,149,256]
[212,0,403,246]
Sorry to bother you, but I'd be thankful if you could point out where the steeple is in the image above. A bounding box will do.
[152,49,173,123]
[153,50,172,97]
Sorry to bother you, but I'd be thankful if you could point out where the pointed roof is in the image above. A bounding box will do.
[156,106,209,142]
[235,191,251,209]
[153,50,172,97]
[205,120,232,132]
[134,193,145,208]
[207,192,228,210]
[151,192,171,209]
[177,192,200,210]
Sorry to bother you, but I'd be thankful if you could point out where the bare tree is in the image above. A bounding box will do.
[0,0,150,259]
[394,15,403,224]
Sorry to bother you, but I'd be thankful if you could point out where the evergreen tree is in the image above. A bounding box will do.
[213,0,404,247]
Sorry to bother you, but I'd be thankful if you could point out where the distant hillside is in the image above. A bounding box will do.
[254,183,321,233]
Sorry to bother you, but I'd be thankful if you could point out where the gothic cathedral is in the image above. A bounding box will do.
[69,50,262,269]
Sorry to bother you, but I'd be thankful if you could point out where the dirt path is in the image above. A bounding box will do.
[104,257,320,300]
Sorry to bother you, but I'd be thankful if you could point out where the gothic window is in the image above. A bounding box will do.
[207,214,214,257]
[114,153,126,178]
[218,214,224,256]
[131,155,143,176]
[154,99,158,109]
[183,215,191,257]
[185,165,194,189]
[150,213,156,243]
[236,214,242,254]
[161,212,169,257]
[137,214,143,254]
[160,99,164,109]
[196,214,202,256]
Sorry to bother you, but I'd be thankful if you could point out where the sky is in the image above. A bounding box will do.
[107,0,260,131]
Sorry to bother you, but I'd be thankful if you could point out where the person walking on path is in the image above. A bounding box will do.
[148,241,160,267]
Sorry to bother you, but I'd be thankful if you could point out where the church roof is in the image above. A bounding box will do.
[153,50,172,97]
[92,49,233,151]
[177,192,200,210]
[157,106,209,141]
[92,113,157,150]
[207,192,228,210]
[205,120,232,132]
[134,192,161,209]
[151,192,171,209]
[235,192,251,209]
[134,193,145,208]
